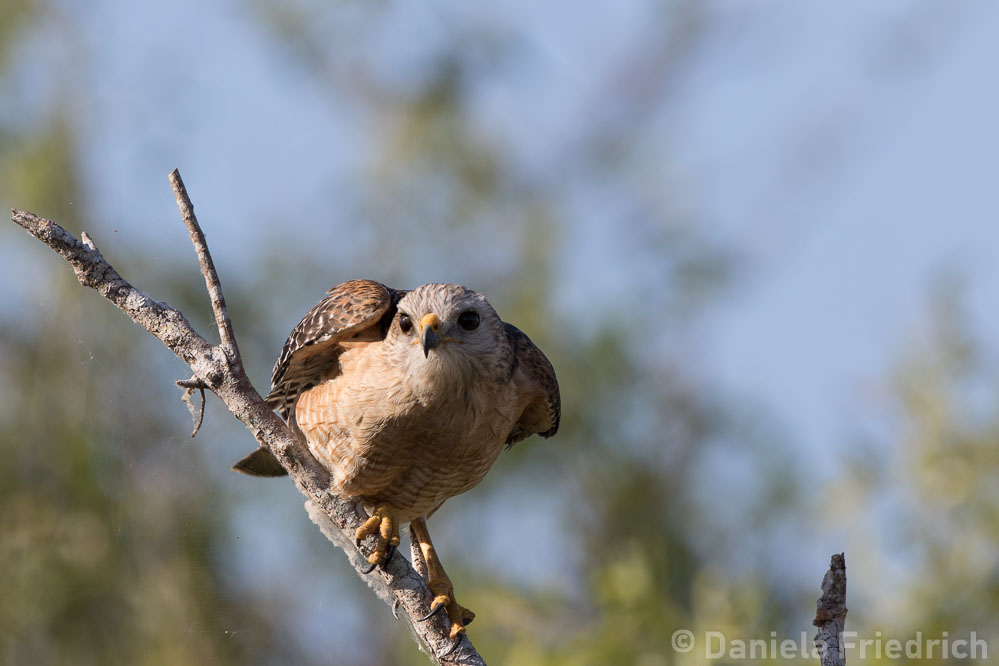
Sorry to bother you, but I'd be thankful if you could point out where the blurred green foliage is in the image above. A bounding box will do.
[0,71,298,665]
[821,283,999,664]
[0,289,286,665]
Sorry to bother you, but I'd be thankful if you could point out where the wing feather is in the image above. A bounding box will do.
[503,323,560,446]
[266,279,402,419]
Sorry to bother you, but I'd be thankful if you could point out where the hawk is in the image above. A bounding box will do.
[234,280,560,640]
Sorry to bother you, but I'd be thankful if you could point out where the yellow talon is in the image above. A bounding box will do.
[354,505,400,566]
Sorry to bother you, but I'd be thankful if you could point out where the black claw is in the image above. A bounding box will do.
[436,634,464,659]
[392,599,401,620]
[418,603,444,622]
[357,542,395,574]
[354,537,377,573]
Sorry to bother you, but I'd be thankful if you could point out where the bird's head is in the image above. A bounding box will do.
[387,283,511,386]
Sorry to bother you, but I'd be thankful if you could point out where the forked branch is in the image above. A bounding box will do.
[9,170,485,666]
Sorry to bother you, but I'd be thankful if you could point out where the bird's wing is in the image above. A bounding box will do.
[234,280,403,478]
[266,279,404,419]
[503,323,561,446]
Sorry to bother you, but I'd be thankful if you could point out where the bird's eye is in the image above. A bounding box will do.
[457,310,480,331]
[399,313,413,334]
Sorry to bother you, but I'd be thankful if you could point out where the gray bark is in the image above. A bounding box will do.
[813,553,847,666]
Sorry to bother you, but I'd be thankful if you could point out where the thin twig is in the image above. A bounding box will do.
[168,169,242,362]
[177,377,207,437]
[813,553,847,666]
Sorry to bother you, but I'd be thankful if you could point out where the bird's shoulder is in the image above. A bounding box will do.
[502,322,561,444]
[266,279,406,415]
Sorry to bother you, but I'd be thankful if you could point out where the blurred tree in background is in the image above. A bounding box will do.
[3,1,998,665]
[821,283,999,663]
[0,4,308,664]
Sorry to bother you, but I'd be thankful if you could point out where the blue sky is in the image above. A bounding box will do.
[695,2,999,461]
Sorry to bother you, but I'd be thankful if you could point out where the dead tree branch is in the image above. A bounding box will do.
[168,169,241,358]
[9,170,485,665]
[813,553,847,666]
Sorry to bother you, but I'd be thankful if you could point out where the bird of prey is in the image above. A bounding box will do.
[234,280,560,640]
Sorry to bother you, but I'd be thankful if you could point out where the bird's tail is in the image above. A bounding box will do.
[232,447,287,477]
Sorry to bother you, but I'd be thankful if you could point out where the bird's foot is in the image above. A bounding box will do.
[419,575,476,641]
[354,505,401,571]
[410,516,475,641]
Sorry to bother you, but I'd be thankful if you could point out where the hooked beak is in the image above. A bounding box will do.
[420,313,442,357]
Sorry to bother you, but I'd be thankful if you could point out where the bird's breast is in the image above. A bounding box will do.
[294,348,523,519]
